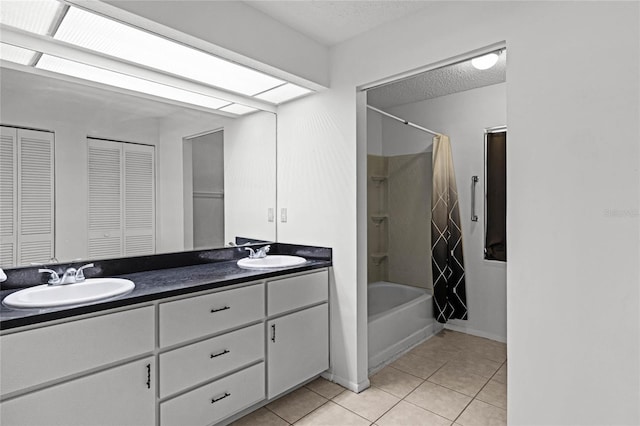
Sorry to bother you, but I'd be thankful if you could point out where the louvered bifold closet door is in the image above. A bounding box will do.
[87,139,123,259]
[16,129,54,266]
[123,143,155,256]
[0,127,18,267]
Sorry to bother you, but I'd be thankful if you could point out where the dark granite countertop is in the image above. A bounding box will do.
[0,243,331,330]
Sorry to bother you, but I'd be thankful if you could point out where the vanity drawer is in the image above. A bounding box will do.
[0,306,154,397]
[267,270,328,316]
[159,283,264,347]
[159,323,264,398]
[160,362,265,426]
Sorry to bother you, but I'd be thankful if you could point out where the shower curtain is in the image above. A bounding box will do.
[431,135,468,323]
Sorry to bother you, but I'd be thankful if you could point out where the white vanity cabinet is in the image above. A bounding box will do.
[266,270,330,398]
[0,267,330,426]
[0,357,156,426]
[0,306,156,426]
[158,282,266,426]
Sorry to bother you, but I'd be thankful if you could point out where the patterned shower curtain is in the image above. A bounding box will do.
[431,135,468,323]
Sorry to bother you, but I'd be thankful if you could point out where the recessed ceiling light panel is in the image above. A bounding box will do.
[0,0,63,35]
[36,54,232,110]
[0,43,37,65]
[255,83,312,104]
[218,103,258,115]
[54,7,285,96]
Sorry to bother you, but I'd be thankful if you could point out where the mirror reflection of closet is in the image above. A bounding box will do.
[184,130,224,250]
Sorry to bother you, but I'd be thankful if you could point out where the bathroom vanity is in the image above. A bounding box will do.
[0,244,331,426]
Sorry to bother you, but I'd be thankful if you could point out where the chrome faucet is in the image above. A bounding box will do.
[39,268,61,285]
[75,263,94,281]
[40,263,95,285]
[245,245,270,259]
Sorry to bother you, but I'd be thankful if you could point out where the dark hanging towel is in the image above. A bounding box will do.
[431,135,468,323]
[485,131,507,261]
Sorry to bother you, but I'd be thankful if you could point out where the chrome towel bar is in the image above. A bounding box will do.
[471,176,479,222]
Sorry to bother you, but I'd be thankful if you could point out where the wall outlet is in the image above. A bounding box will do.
[280,208,287,223]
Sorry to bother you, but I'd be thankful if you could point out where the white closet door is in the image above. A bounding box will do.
[16,129,54,266]
[123,143,155,256]
[87,139,123,259]
[0,127,17,267]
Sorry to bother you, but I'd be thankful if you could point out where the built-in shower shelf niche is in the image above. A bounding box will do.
[370,175,388,187]
[370,215,388,226]
[371,253,388,265]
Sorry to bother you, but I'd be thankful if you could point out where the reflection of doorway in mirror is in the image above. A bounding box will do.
[189,130,224,250]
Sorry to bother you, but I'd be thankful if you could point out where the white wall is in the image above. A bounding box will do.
[381,83,507,342]
[163,110,279,251]
[366,108,382,155]
[191,131,225,250]
[280,2,639,424]
[278,86,365,390]
[224,111,277,243]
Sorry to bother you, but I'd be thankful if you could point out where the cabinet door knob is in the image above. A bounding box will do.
[210,349,230,358]
[211,392,230,403]
[210,306,230,313]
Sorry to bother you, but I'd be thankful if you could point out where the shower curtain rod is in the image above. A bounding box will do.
[366,105,441,136]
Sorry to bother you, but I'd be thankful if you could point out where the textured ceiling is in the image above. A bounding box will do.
[367,51,506,109]
[244,1,433,46]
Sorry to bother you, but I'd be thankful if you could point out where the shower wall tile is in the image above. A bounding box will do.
[367,155,389,284]
[387,152,432,290]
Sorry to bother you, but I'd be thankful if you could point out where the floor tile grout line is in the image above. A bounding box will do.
[304,383,345,401]
[401,396,463,424]
[290,398,332,425]
[450,354,507,424]
[263,404,296,425]
[331,383,403,424]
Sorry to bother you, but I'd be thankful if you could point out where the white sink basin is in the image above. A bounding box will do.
[3,278,135,309]
[237,255,307,270]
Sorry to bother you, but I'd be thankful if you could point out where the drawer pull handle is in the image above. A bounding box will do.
[210,349,230,359]
[211,392,231,404]
[146,363,151,389]
[271,324,276,342]
[211,306,230,313]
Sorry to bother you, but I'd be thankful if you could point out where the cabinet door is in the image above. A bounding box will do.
[0,357,155,426]
[87,139,123,259]
[0,126,54,267]
[123,143,155,257]
[16,128,55,266]
[267,303,329,398]
[0,126,17,267]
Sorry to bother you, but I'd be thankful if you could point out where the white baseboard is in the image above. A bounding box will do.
[444,323,506,343]
[321,371,370,393]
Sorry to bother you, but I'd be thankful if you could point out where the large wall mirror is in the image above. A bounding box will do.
[0,67,276,268]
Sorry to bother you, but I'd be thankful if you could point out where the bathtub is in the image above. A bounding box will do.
[368,281,435,372]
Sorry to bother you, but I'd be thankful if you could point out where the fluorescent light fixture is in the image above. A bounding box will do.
[36,54,232,110]
[218,104,258,115]
[54,7,285,96]
[255,83,312,104]
[0,0,63,35]
[0,43,37,65]
[471,53,499,70]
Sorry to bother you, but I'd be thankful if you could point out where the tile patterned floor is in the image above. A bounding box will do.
[233,330,507,426]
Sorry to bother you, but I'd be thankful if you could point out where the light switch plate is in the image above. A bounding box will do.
[280,208,287,223]
[268,208,274,222]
